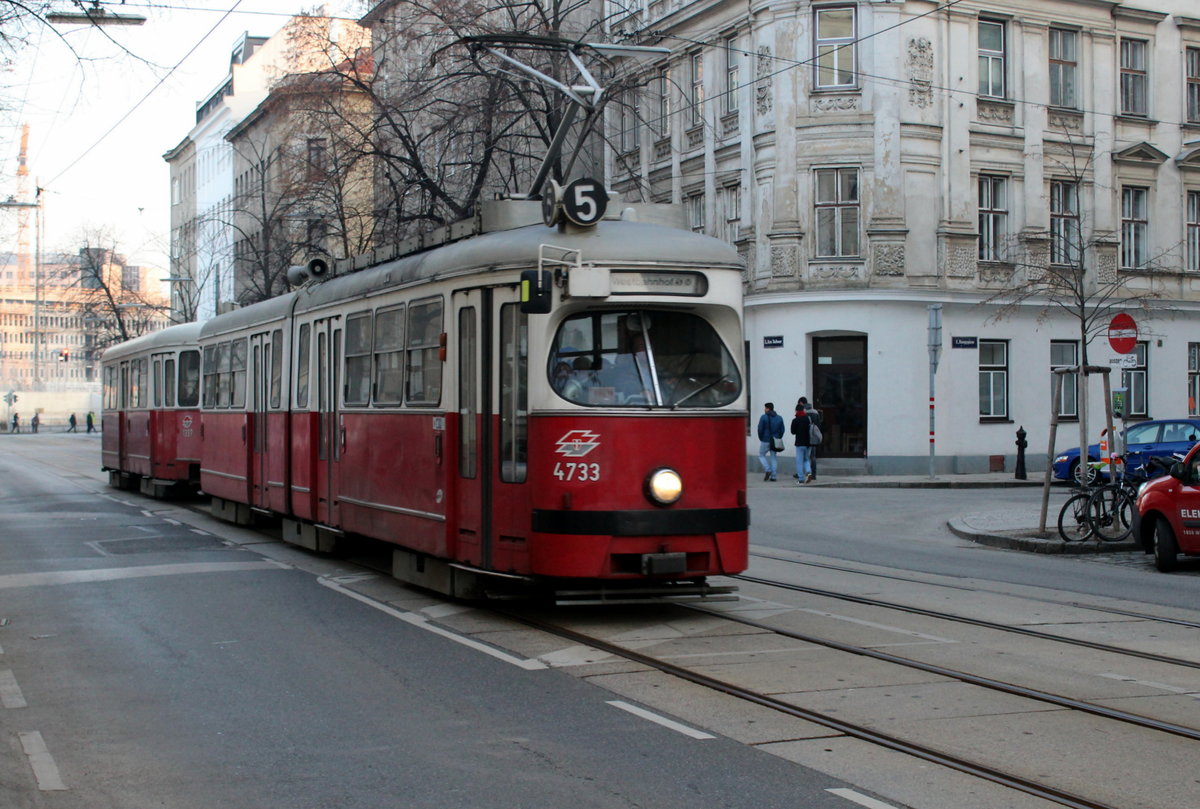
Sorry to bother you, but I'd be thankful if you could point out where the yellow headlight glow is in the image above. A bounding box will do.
[647,468,683,505]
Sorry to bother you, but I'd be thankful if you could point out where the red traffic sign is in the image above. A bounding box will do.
[1108,313,1138,354]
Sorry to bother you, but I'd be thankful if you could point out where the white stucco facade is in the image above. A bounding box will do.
[606,0,1200,473]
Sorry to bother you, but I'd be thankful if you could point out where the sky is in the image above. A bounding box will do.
[2,0,359,271]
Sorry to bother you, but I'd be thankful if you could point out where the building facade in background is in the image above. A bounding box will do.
[605,0,1200,472]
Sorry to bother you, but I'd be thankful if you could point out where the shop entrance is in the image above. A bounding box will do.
[812,336,867,458]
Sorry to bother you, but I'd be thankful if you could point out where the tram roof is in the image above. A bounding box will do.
[294,218,743,315]
[100,321,203,362]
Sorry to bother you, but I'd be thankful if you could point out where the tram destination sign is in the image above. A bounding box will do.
[610,271,706,296]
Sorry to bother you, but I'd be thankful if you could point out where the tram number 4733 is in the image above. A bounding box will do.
[553,462,601,482]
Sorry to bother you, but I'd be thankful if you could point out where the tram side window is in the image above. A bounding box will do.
[153,358,163,407]
[296,324,311,408]
[202,345,218,408]
[164,358,176,407]
[216,342,232,407]
[132,358,147,408]
[499,303,528,483]
[103,365,117,409]
[231,339,248,408]
[269,330,283,409]
[179,350,200,407]
[373,306,405,405]
[406,298,443,406]
[345,311,373,406]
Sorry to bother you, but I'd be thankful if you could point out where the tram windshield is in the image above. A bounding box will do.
[548,311,740,407]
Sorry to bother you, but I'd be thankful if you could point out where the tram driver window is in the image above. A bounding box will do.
[549,310,740,407]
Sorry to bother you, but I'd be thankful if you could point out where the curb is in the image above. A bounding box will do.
[947,518,1141,554]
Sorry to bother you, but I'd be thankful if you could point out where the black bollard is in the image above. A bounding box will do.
[1015,425,1028,480]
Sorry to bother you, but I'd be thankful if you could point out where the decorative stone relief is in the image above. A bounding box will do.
[1097,252,1119,285]
[906,37,933,109]
[654,139,671,161]
[976,99,1014,125]
[979,263,1015,284]
[686,127,704,150]
[813,95,859,112]
[756,46,773,115]
[872,243,905,276]
[1047,110,1083,133]
[810,264,864,281]
[942,244,977,278]
[770,245,798,277]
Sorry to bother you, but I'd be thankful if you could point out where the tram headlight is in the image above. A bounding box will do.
[645,467,683,506]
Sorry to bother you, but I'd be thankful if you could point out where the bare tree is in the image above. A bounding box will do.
[69,230,170,353]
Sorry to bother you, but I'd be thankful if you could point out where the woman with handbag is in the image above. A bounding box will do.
[757,403,786,482]
[791,404,814,484]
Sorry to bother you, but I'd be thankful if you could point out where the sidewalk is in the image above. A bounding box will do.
[749,469,1141,554]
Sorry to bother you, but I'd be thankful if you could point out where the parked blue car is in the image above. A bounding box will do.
[1052,418,1200,484]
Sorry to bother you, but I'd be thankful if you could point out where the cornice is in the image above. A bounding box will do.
[1111,6,1169,25]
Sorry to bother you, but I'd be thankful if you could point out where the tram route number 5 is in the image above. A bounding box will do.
[553,461,601,482]
[542,177,609,228]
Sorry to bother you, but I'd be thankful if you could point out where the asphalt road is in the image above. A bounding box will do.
[0,434,864,809]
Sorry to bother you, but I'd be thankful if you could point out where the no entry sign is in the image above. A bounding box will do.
[1108,313,1138,354]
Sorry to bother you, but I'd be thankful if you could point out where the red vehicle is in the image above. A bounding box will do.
[100,322,203,497]
[1134,446,1200,571]
[184,199,748,602]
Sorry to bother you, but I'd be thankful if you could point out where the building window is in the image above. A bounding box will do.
[306,138,327,180]
[1188,190,1200,272]
[815,6,856,89]
[1121,186,1149,269]
[1188,47,1200,124]
[723,36,740,115]
[719,184,740,244]
[814,167,859,257]
[978,19,1006,99]
[978,175,1008,262]
[689,51,704,127]
[684,193,705,233]
[1051,340,1078,419]
[1122,342,1148,418]
[618,90,640,153]
[1119,38,1148,117]
[979,340,1008,419]
[1190,344,1200,416]
[1050,180,1081,265]
[654,66,671,138]
[1049,28,1078,108]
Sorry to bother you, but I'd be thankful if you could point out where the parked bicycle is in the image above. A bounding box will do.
[1083,455,1179,543]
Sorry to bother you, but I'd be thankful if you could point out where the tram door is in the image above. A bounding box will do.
[313,317,342,527]
[248,330,273,509]
[453,286,526,570]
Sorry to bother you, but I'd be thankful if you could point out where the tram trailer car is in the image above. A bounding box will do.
[100,322,203,497]
[145,201,748,602]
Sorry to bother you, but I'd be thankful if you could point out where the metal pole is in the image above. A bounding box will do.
[927,304,942,480]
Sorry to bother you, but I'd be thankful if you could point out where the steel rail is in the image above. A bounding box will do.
[734,571,1200,668]
[498,608,1121,809]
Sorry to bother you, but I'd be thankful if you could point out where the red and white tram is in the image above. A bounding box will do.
[100,322,203,497]
[109,200,749,601]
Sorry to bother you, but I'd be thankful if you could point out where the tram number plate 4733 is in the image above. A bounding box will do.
[553,462,601,482]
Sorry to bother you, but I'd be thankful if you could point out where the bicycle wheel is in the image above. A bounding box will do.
[1058,492,1095,542]
[1088,485,1134,542]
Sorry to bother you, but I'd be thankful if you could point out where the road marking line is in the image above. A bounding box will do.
[318,579,547,670]
[1099,672,1200,698]
[605,700,715,739]
[0,562,281,590]
[0,669,27,708]
[162,518,182,526]
[795,608,957,644]
[19,731,67,791]
[826,788,900,809]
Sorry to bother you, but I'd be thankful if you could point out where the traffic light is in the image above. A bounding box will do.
[58,349,69,362]
[3,392,15,406]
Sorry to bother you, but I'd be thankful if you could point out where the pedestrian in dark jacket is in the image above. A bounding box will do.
[791,405,813,484]
[68,413,77,432]
[798,396,821,479]
[756,402,785,481]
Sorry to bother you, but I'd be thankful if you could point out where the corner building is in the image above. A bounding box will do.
[606,0,1200,473]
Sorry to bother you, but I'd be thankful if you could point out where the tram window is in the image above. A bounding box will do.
[406,297,443,406]
[203,345,218,408]
[296,324,311,408]
[548,310,741,408]
[373,306,405,405]
[458,307,477,479]
[231,339,248,408]
[103,366,115,409]
[500,303,528,483]
[133,358,147,408]
[164,358,176,407]
[179,350,200,407]
[345,311,373,406]
[215,342,232,407]
[153,358,163,408]
[269,330,283,409]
